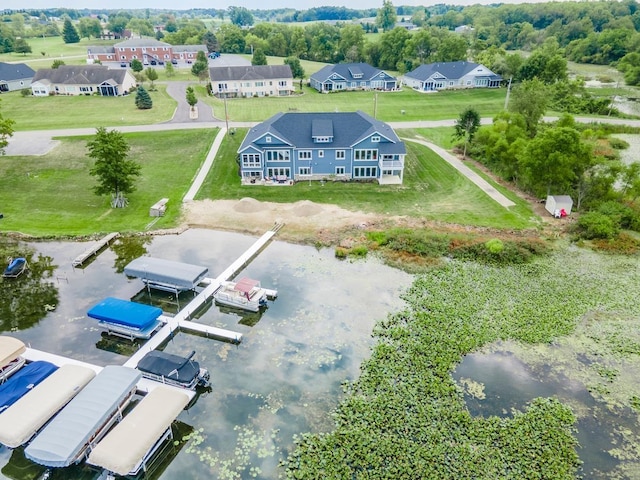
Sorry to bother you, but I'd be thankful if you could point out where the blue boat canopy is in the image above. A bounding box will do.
[0,361,57,413]
[87,298,162,330]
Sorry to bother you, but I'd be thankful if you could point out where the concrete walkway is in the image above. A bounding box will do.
[183,127,227,201]
[403,137,516,208]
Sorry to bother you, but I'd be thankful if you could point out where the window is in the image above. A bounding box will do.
[80,86,92,92]
[299,167,311,175]
[130,48,136,52]
[335,166,345,176]
[354,149,378,161]
[218,83,228,91]
[265,136,272,143]
[266,150,290,161]
[449,81,454,86]
[242,154,261,168]
[299,150,311,160]
[318,150,324,158]
[256,81,264,87]
[314,136,331,143]
[354,167,378,178]
[371,136,380,143]
[267,167,290,178]
[278,80,287,87]
[336,150,345,160]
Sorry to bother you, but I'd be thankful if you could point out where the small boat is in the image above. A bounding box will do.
[136,350,210,390]
[2,257,27,278]
[214,277,277,313]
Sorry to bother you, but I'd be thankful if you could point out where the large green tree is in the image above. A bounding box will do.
[13,38,31,55]
[87,127,140,208]
[228,6,254,27]
[284,57,305,80]
[454,108,481,158]
[77,17,102,39]
[508,78,549,136]
[376,0,397,32]
[130,59,143,73]
[0,99,15,156]
[251,48,267,65]
[62,18,80,44]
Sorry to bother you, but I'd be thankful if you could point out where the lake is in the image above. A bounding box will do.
[0,229,413,479]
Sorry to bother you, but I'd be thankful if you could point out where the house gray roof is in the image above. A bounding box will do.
[114,38,171,48]
[87,45,115,54]
[209,65,292,82]
[172,44,206,53]
[405,61,501,81]
[32,65,129,86]
[0,62,35,82]
[310,62,396,83]
[240,111,406,155]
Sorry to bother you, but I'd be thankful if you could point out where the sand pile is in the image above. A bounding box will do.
[290,200,324,217]
[234,197,266,213]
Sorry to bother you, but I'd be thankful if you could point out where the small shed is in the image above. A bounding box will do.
[545,195,573,218]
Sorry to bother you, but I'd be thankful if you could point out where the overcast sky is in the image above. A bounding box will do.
[4,0,548,12]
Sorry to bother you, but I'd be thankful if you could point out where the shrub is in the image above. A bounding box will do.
[20,88,31,97]
[576,211,619,239]
[335,247,348,259]
[597,201,634,229]
[349,245,368,258]
[608,137,630,150]
[485,238,504,254]
[592,232,640,254]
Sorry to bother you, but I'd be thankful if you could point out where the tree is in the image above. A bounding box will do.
[0,99,15,155]
[135,86,153,110]
[62,18,80,44]
[87,127,140,208]
[191,60,209,81]
[453,108,481,158]
[202,30,218,53]
[130,59,143,73]
[164,61,175,77]
[145,67,158,90]
[252,48,267,66]
[77,17,101,39]
[186,86,197,109]
[51,59,65,69]
[284,57,305,80]
[508,78,549,136]
[376,0,397,32]
[228,6,254,27]
[107,15,129,36]
[13,38,31,55]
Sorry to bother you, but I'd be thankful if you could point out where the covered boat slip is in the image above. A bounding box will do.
[0,361,57,413]
[136,350,209,390]
[0,364,96,448]
[88,386,190,476]
[87,297,164,340]
[24,366,141,467]
[0,336,27,383]
[124,257,209,293]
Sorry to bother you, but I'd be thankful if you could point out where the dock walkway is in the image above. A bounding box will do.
[72,233,119,267]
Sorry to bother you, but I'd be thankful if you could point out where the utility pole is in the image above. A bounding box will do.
[374,93,378,119]
[223,91,229,132]
[504,76,513,110]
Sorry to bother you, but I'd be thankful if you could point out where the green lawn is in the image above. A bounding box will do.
[1,85,176,131]
[0,129,216,236]
[0,37,117,68]
[196,128,535,230]
[201,87,506,123]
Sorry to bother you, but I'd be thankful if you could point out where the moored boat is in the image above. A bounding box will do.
[214,277,277,313]
[2,258,27,278]
[136,350,210,390]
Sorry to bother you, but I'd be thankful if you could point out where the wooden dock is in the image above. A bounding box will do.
[72,232,119,267]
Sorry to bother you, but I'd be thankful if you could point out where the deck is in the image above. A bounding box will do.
[72,233,119,267]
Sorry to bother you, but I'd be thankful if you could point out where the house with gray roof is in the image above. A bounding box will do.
[310,63,398,93]
[0,62,35,92]
[403,61,501,91]
[30,65,136,97]
[87,38,206,66]
[237,111,406,185]
[209,65,293,98]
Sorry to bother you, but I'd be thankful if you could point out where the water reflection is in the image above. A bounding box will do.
[110,235,151,274]
[1,229,412,479]
[0,239,58,333]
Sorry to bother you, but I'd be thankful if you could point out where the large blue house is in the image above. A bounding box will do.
[237,111,406,185]
[310,63,398,93]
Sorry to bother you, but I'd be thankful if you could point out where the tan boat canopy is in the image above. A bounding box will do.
[0,337,26,367]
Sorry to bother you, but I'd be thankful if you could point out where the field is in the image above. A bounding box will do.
[0,129,215,236]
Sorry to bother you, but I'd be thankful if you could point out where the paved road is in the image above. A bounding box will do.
[163,81,217,123]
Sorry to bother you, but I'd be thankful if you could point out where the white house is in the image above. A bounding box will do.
[31,65,136,97]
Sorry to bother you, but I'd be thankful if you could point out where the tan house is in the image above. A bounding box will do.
[209,65,294,98]
[30,65,136,97]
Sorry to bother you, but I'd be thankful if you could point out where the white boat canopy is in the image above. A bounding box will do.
[124,257,209,292]
[0,364,96,448]
[25,366,141,467]
[0,336,26,367]
[88,386,190,476]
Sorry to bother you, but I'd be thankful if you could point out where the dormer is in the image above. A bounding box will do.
[349,66,364,79]
[312,119,334,143]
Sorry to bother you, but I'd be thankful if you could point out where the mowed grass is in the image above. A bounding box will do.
[0,129,216,236]
[0,37,117,68]
[1,85,176,131]
[196,128,535,229]
[202,86,506,122]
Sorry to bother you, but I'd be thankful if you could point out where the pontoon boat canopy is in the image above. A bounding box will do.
[87,297,163,330]
[25,366,141,467]
[88,386,190,476]
[0,364,96,448]
[234,277,260,293]
[0,337,26,367]
[124,257,209,291]
[0,361,57,413]
[136,350,201,388]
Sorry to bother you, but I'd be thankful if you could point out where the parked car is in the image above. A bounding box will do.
[171,59,178,65]
[150,60,157,65]
[120,62,128,68]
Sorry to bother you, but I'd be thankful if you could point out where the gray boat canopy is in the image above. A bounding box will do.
[124,257,209,292]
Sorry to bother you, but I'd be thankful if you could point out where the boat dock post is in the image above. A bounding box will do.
[72,232,119,267]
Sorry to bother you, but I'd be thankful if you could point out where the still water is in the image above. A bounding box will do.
[0,229,413,479]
